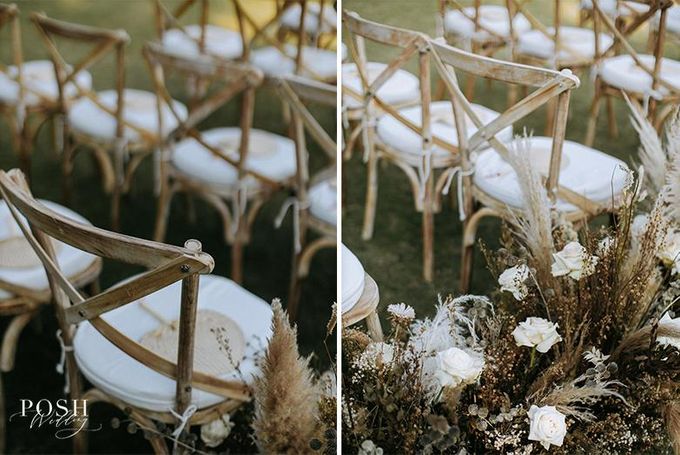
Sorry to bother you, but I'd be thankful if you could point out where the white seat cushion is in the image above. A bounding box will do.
[68,89,188,144]
[0,200,97,299]
[581,0,649,15]
[251,44,337,80]
[444,5,531,41]
[376,101,513,158]
[598,54,680,96]
[655,6,680,34]
[160,25,243,60]
[341,244,364,315]
[473,136,629,212]
[73,274,272,412]
[0,60,92,107]
[171,127,296,191]
[309,177,336,226]
[517,26,613,62]
[280,3,336,34]
[342,62,419,109]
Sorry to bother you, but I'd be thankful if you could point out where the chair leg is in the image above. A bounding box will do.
[366,311,383,342]
[18,119,32,183]
[422,190,435,283]
[288,253,303,322]
[153,184,174,242]
[606,95,618,139]
[111,184,122,232]
[62,141,77,205]
[544,97,556,136]
[361,147,379,241]
[460,208,493,293]
[584,83,603,147]
[231,223,245,285]
[1,313,35,373]
[0,372,5,455]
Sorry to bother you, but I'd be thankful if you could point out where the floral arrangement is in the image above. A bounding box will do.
[342,106,680,454]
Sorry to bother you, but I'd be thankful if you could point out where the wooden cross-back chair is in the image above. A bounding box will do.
[144,41,297,284]
[276,0,337,49]
[273,74,336,318]
[0,168,258,454]
[584,0,678,146]
[31,12,187,231]
[428,39,630,292]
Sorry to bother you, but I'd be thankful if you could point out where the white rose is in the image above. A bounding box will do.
[434,347,484,388]
[551,241,599,280]
[498,264,530,301]
[363,342,395,365]
[657,313,680,349]
[200,414,234,448]
[512,317,562,353]
[658,232,680,274]
[527,405,567,450]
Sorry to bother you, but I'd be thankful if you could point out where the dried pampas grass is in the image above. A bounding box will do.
[252,299,320,454]
[664,402,680,455]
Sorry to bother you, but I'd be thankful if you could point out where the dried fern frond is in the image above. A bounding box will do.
[252,299,320,454]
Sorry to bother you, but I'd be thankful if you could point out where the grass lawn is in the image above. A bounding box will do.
[0,1,336,453]
[341,1,678,322]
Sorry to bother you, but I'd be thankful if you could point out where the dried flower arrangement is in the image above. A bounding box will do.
[342,105,680,454]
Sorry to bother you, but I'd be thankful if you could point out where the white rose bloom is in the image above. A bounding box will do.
[657,313,680,349]
[200,414,234,448]
[358,440,384,455]
[387,303,415,320]
[658,232,680,275]
[498,264,530,301]
[359,342,395,366]
[527,405,567,450]
[512,317,562,353]
[434,347,484,388]
[551,241,599,280]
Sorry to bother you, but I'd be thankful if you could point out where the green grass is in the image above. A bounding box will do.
[341,0,677,322]
[0,1,335,453]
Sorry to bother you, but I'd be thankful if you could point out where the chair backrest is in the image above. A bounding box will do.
[0,3,24,104]
[0,168,250,416]
[29,12,146,142]
[427,38,597,213]
[274,74,336,204]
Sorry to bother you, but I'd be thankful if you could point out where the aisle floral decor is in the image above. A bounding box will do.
[342,106,680,454]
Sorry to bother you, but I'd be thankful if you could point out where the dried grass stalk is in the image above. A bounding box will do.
[665,402,680,455]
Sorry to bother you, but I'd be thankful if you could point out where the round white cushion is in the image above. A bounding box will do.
[518,26,613,62]
[0,200,97,299]
[342,62,419,109]
[444,5,531,41]
[655,5,680,34]
[473,136,629,212]
[171,127,296,191]
[280,3,336,34]
[581,0,649,16]
[309,178,336,226]
[376,101,513,158]
[598,54,680,96]
[161,25,243,60]
[68,89,188,143]
[73,274,272,412]
[341,244,364,315]
[251,44,337,80]
[0,60,92,107]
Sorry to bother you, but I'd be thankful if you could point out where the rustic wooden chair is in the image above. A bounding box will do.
[277,0,337,49]
[0,196,101,453]
[580,0,652,28]
[0,3,92,180]
[341,244,382,341]
[0,168,272,454]
[272,74,336,319]
[30,12,188,231]
[585,0,678,145]
[428,38,630,292]
[144,41,297,284]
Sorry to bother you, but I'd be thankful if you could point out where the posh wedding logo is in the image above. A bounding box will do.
[10,399,102,439]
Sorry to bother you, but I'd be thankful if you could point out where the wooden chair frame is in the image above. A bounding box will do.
[144,41,283,284]
[584,0,677,146]
[276,0,337,49]
[30,13,145,231]
[427,39,600,292]
[0,168,251,454]
[273,74,336,319]
[342,273,383,342]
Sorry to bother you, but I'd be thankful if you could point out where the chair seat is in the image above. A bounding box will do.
[68,89,188,144]
[171,127,296,192]
[444,5,531,42]
[73,275,272,412]
[250,45,337,80]
[160,24,243,60]
[279,3,336,34]
[581,0,648,16]
[342,62,419,109]
[656,6,680,35]
[598,54,680,96]
[517,26,613,64]
[309,177,336,226]
[0,200,97,299]
[473,136,629,212]
[376,101,513,159]
[341,244,364,315]
[0,60,92,107]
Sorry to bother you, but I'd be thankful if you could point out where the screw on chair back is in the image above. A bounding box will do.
[0,169,251,419]
[428,38,595,213]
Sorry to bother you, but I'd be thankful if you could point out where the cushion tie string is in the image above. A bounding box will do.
[417,146,433,203]
[55,329,74,395]
[274,197,310,254]
[442,166,475,221]
[170,404,197,448]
